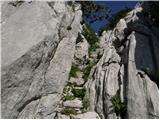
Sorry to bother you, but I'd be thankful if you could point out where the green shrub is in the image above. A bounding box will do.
[82,61,96,82]
[69,64,81,78]
[88,44,100,56]
[80,20,85,25]
[67,26,72,30]
[78,1,110,23]
[72,88,86,99]
[63,95,75,101]
[111,94,127,117]
[61,108,77,115]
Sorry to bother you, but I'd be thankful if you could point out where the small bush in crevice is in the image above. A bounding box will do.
[61,107,77,115]
[63,95,75,101]
[67,26,72,30]
[80,19,85,25]
[72,88,86,99]
[111,94,127,118]
[82,61,96,82]
[69,64,81,78]
[88,43,100,57]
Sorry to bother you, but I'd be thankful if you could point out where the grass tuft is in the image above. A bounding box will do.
[61,107,77,115]
[69,64,81,79]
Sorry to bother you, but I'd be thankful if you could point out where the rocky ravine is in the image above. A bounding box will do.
[1,1,159,119]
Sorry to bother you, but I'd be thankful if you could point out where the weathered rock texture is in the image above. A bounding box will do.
[1,1,82,118]
[74,33,89,65]
[1,1,159,119]
[86,1,159,119]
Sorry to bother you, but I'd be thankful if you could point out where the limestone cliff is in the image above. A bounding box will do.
[86,1,159,119]
[1,1,159,119]
[1,1,82,118]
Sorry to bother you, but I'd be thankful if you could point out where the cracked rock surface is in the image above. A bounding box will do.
[1,1,82,118]
[1,1,159,119]
[86,1,159,119]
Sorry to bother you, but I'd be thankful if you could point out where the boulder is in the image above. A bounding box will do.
[69,77,84,86]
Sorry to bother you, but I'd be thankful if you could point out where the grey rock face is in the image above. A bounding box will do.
[57,113,70,119]
[1,1,82,118]
[72,111,100,119]
[1,1,159,119]
[74,34,89,65]
[86,45,120,119]
[69,77,84,86]
[86,1,159,119]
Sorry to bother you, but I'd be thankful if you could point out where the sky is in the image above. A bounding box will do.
[89,1,139,32]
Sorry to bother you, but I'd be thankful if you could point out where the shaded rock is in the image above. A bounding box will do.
[114,19,127,42]
[127,32,159,119]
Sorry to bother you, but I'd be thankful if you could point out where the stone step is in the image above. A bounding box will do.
[71,111,100,119]
[63,98,83,108]
[57,113,70,119]
[74,86,84,90]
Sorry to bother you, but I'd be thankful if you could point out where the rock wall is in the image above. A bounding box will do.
[1,1,159,119]
[86,1,159,119]
[1,1,82,118]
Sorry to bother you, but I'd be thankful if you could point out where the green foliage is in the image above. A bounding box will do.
[111,94,127,117]
[67,26,72,30]
[99,7,132,35]
[63,95,75,101]
[72,88,86,99]
[80,19,85,25]
[78,1,110,23]
[82,24,99,55]
[69,64,81,78]
[61,108,77,115]
[89,44,99,56]
[82,24,98,45]
[82,61,96,82]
